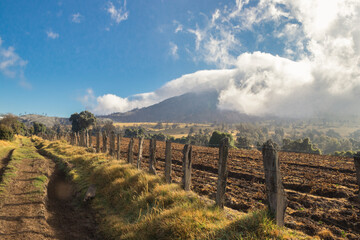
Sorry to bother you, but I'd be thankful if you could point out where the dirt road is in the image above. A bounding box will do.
[0,146,100,239]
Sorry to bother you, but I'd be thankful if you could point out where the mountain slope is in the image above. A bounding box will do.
[101,91,257,123]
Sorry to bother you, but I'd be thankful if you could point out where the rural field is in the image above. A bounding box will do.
[111,137,360,239]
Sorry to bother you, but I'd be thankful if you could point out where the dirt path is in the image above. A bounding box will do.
[0,154,100,239]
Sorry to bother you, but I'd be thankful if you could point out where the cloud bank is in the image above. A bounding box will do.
[85,0,360,118]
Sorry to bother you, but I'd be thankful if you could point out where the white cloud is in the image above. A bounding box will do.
[0,37,28,84]
[84,0,360,118]
[107,1,129,24]
[72,13,83,23]
[173,20,183,33]
[169,42,178,59]
[46,30,59,39]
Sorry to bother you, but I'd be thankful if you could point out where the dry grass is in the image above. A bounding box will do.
[36,138,313,240]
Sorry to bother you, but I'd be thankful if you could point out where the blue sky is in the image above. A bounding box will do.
[1,0,360,118]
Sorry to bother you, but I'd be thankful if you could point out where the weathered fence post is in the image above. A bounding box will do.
[165,140,172,184]
[110,131,116,156]
[128,138,134,164]
[262,140,287,226]
[149,138,157,175]
[79,131,84,146]
[137,137,144,169]
[117,134,121,160]
[96,131,101,153]
[70,132,74,145]
[354,152,360,197]
[216,137,229,208]
[77,132,80,146]
[88,130,92,147]
[182,144,192,191]
[85,130,89,147]
[103,133,108,153]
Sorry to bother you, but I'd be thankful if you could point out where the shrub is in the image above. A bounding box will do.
[208,131,234,147]
[0,124,14,141]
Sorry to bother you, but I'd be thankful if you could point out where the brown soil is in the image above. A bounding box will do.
[96,137,360,240]
[0,153,100,239]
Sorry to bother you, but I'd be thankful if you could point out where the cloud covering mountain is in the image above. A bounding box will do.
[83,0,360,118]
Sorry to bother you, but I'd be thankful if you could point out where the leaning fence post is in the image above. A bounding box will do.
[216,137,229,208]
[262,140,287,226]
[137,137,144,169]
[103,133,108,153]
[110,131,116,157]
[165,140,172,184]
[149,138,157,175]
[182,144,192,191]
[117,134,121,160]
[128,138,134,164]
[96,131,101,153]
[354,152,360,197]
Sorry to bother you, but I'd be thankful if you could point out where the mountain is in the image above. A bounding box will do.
[19,114,70,127]
[100,91,258,123]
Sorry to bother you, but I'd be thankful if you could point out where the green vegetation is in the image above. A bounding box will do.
[0,124,14,141]
[69,110,96,132]
[282,138,321,155]
[209,131,235,147]
[36,138,309,240]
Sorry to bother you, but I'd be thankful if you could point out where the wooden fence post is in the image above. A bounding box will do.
[354,153,360,196]
[128,138,134,164]
[149,138,157,175]
[117,134,121,160]
[262,140,287,226]
[182,144,192,191]
[110,131,116,156]
[85,130,89,147]
[137,137,144,169]
[79,131,84,146]
[103,133,108,153]
[216,137,229,208]
[88,130,92,147]
[165,140,172,184]
[96,131,101,153]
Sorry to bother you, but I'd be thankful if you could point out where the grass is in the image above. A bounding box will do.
[35,137,313,240]
[0,136,44,196]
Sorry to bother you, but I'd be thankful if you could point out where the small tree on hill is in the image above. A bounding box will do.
[69,111,96,132]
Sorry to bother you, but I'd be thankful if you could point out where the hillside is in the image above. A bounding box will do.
[101,91,258,123]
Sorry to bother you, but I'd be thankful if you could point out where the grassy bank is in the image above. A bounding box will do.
[35,137,311,240]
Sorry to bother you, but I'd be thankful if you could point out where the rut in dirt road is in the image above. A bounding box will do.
[0,149,15,182]
[46,165,100,240]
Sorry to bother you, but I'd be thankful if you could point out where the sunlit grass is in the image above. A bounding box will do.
[36,138,313,240]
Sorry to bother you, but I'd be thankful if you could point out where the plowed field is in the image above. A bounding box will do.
[94,136,360,239]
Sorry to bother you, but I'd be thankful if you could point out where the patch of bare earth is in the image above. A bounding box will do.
[0,155,100,240]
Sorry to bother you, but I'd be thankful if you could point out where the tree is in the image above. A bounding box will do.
[102,121,116,135]
[33,122,47,135]
[0,114,26,135]
[0,124,14,141]
[69,111,96,132]
[208,131,234,147]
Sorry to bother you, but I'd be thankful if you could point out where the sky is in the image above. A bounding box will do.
[1,0,360,118]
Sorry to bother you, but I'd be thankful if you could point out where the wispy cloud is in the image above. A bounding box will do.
[0,36,30,88]
[169,42,178,59]
[106,0,129,24]
[71,13,83,23]
[46,30,59,39]
[173,20,183,33]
